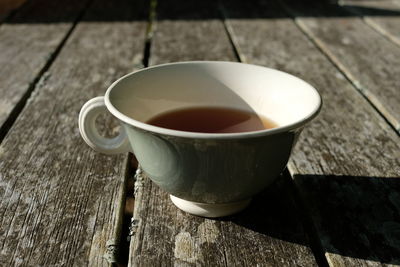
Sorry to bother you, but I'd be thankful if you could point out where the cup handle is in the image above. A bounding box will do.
[79,96,130,154]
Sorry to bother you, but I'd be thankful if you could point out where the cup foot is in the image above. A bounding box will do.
[170,195,251,218]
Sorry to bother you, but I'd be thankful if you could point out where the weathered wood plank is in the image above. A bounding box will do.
[280,0,400,132]
[149,0,236,63]
[222,0,400,265]
[128,1,318,266]
[341,0,400,12]
[341,0,400,47]
[0,0,147,265]
[0,0,89,140]
[131,170,318,266]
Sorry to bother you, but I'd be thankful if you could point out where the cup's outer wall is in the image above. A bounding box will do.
[124,123,297,203]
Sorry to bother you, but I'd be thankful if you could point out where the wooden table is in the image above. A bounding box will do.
[1,0,399,266]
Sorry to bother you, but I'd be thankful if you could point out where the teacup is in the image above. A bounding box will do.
[79,61,322,217]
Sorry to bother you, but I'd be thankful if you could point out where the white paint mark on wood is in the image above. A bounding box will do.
[174,232,201,263]
[197,220,219,244]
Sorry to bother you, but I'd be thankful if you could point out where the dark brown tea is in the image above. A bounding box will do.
[146,107,277,133]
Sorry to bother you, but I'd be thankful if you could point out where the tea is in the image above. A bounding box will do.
[146,107,277,133]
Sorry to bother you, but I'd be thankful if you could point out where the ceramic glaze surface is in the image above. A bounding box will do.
[125,124,298,203]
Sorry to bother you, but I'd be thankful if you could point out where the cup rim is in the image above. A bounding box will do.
[104,61,322,139]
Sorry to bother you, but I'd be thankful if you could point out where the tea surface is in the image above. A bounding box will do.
[146,107,277,133]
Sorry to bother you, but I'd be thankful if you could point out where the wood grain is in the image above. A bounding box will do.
[130,170,318,267]
[0,0,147,265]
[128,0,318,266]
[341,0,400,47]
[222,0,400,265]
[280,0,400,132]
[0,0,90,140]
[149,0,236,64]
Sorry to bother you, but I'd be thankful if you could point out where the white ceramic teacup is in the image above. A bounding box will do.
[79,61,322,217]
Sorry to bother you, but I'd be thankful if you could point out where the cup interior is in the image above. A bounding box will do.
[107,62,321,132]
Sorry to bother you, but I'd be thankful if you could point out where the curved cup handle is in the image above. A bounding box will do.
[79,96,130,154]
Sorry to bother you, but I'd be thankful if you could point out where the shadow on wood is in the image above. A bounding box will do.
[129,170,319,266]
[292,174,400,265]
[3,0,400,24]
[218,173,400,265]
[223,173,311,246]
[4,0,148,24]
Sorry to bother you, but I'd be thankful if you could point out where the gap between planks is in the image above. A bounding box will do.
[220,0,400,265]
[0,0,149,265]
[218,2,242,62]
[118,1,156,265]
[219,6,329,267]
[277,0,400,135]
[0,0,93,143]
[339,0,400,47]
[0,0,26,23]
[131,0,322,264]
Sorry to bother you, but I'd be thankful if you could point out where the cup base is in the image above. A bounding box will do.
[170,195,251,218]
